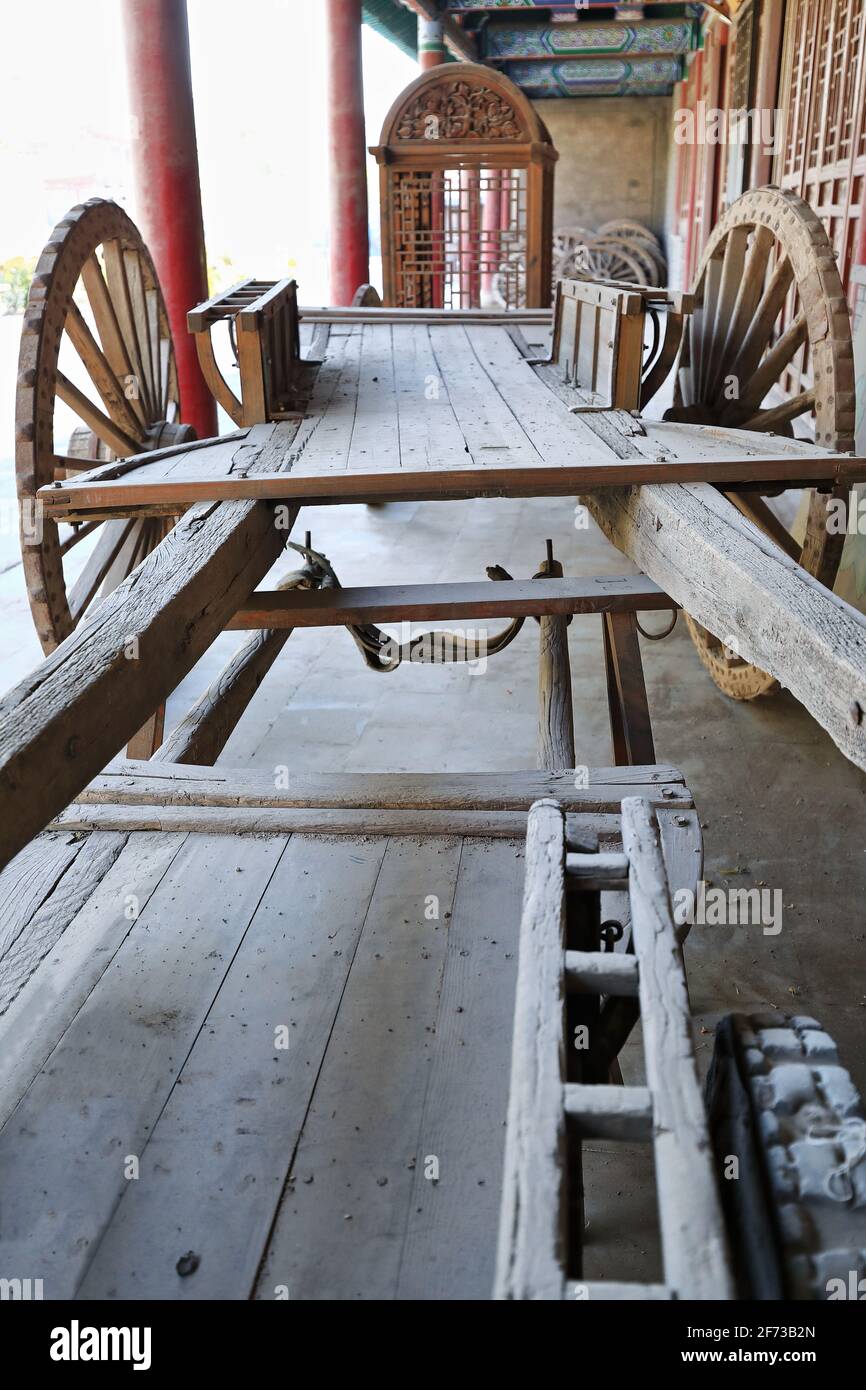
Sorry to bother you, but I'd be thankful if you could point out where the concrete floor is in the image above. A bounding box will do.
[1,304,864,1283]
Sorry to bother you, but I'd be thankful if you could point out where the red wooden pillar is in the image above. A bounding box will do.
[122,0,217,439]
[419,15,446,69]
[326,0,370,305]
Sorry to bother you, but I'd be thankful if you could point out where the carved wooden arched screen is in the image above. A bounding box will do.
[370,63,557,310]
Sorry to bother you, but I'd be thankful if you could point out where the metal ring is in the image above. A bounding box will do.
[635,609,679,642]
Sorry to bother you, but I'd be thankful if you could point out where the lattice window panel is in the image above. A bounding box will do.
[390,168,528,311]
[774,0,866,408]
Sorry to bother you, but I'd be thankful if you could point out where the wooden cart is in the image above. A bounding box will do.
[5,188,866,1299]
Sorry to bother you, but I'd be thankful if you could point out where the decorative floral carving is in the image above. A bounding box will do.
[395,80,525,141]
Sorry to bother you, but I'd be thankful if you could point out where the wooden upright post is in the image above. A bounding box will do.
[419,14,446,69]
[326,0,370,305]
[122,0,217,440]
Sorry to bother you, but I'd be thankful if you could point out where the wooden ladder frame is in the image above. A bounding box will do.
[494,796,734,1301]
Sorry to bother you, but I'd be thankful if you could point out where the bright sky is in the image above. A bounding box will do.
[0,0,417,299]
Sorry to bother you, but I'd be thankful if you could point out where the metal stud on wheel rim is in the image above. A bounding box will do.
[15,198,195,652]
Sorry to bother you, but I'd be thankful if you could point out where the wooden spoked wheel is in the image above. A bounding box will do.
[669,187,856,699]
[16,198,195,653]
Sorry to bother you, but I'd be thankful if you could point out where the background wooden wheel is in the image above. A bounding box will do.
[16,198,195,653]
[668,187,856,699]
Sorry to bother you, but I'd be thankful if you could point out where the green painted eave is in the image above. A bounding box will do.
[362,1,418,60]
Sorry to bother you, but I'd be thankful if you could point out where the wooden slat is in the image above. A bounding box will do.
[0,832,185,1128]
[227,575,672,630]
[621,798,733,1301]
[255,836,464,1300]
[392,838,524,1300]
[77,836,388,1300]
[0,832,128,1017]
[566,1281,673,1301]
[0,833,286,1298]
[563,951,639,998]
[564,1084,653,1142]
[494,799,567,1301]
[50,803,621,841]
[41,447,866,516]
[77,761,692,812]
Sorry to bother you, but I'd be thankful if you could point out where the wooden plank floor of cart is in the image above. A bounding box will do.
[0,763,699,1301]
[39,316,866,523]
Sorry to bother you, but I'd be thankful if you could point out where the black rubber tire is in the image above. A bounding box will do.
[706,1012,866,1300]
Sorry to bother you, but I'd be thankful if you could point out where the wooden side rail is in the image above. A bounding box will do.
[188,278,301,425]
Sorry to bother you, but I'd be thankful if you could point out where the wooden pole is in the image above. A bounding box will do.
[326,0,370,305]
[122,0,217,439]
[418,14,446,69]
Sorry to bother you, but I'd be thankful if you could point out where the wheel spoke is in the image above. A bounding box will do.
[146,287,164,415]
[723,254,795,402]
[56,371,142,458]
[67,518,138,622]
[697,254,723,399]
[705,225,750,402]
[124,247,159,409]
[723,310,809,420]
[81,254,147,429]
[64,300,146,443]
[58,519,101,556]
[739,388,816,433]
[713,225,775,398]
[101,239,155,419]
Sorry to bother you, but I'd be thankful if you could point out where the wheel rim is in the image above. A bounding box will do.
[16,198,195,652]
[669,187,855,699]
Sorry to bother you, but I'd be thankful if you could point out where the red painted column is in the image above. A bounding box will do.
[326,0,370,305]
[122,0,217,438]
[419,15,446,69]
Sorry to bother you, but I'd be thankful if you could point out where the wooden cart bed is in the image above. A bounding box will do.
[0,763,699,1301]
[40,320,864,521]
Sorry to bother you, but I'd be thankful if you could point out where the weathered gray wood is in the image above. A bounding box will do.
[494,799,567,1301]
[0,832,186,1126]
[0,832,84,961]
[51,803,621,841]
[0,831,127,1016]
[566,1280,673,1300]
[153,621,293,764]
[394,837,524,1300]
[564,1084,653,1141]
[0,429,299,867]
[0,833,286,1298]
[79,761,692,812]
[153,565,315,766]
[566,851,630,886]
[582,482,866,772]
[78,835,388,1300]
[564,951,639,997]
[228,574,672,629]
[621,797,733,1300]
[255,835,463,1300]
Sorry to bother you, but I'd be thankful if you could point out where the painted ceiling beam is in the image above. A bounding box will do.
[482,18,699,61]
[444,2,702,12]
[502,54,683,98]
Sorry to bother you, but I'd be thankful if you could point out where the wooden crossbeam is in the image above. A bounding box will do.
[227,575,673,630]
[583,483,866,772]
